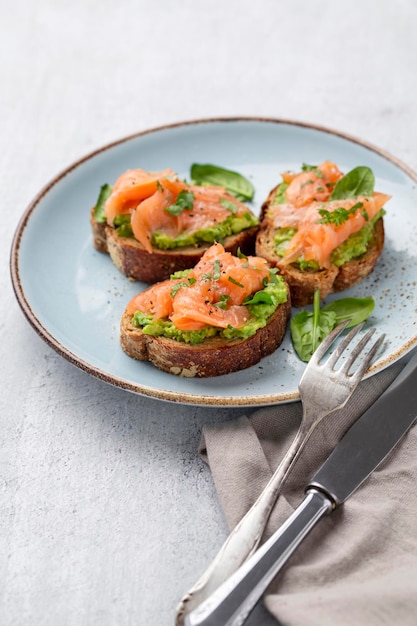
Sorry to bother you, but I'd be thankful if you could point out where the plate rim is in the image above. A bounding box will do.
[10,116,417,406]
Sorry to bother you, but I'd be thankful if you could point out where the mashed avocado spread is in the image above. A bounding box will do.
[131,272,288,345]
[151,213,258,250]
[113,212,258,249]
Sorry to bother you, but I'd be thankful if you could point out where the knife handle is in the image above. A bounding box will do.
[185,489,333,626]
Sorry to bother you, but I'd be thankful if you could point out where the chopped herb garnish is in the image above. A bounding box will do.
[219,198,238,213]
[170,281,189,297]
[214,295,231,310]
[228,276,244,288]
[301,163,324,178]
[300,179,314,188]
[263,268,279,286]
[213,259,221,281]
[165,190,195,216]
[318,201,365,226]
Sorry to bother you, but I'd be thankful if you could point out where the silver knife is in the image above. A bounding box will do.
[185,349,417,626]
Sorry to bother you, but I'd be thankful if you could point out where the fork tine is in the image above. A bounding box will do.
[325,322,365,370]
[308,319,351,366]
[338,327,376,374]
[348,332,386,382]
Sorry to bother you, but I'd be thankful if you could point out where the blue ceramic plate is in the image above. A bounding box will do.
[10,118,417,406]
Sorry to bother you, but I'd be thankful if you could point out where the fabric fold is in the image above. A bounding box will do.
[199,356,417,625]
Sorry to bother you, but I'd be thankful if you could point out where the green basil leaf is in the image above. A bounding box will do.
[93,183,113,223]
[243,291,274,306]
[290,291,375,361]
[321,297,375,327]
[190,163,254,201]
[330,166,375,200]
[290,309,336,362]
[311,289,321,354]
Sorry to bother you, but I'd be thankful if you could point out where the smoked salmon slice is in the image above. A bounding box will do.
[279,192,390,268]
[281,161,343,208]
[104,168,176,226]
[126,278,182,320]
[104,168,255,254]
[126,243,271,331]
[267,161,391,269]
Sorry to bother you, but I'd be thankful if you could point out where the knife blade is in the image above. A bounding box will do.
[184,349,417,626]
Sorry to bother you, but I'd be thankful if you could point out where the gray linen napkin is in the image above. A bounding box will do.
[200,357,417,626]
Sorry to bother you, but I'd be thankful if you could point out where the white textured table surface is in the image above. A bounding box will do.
[2,2,417,625]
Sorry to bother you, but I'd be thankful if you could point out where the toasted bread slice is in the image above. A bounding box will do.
[90,208,258,283]
[120,287,291,377]
[256,186,385,307]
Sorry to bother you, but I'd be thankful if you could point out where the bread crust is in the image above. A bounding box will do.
[256,186,385,307]
[90,208,258,283]
[120,285,291,377]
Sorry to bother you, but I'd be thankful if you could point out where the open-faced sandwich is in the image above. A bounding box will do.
[120,242,291,377]
[256,161,390,306]
[91,168,259,283]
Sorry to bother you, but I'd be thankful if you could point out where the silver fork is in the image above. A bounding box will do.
[176,321,385,625]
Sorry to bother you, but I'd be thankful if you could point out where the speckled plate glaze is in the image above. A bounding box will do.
[10,118,417,406]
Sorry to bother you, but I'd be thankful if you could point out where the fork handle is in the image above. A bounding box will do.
[184,489,333,626]
[176,426,310,624]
